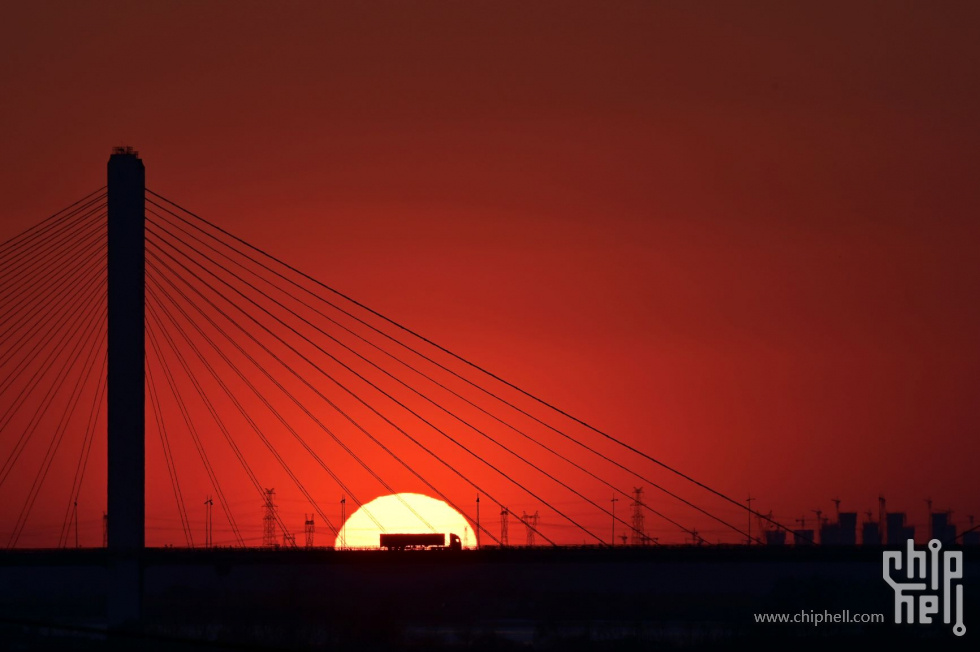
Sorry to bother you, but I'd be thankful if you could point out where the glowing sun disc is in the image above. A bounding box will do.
[334,493,474,549]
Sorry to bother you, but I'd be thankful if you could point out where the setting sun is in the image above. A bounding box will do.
[335,493,475,549]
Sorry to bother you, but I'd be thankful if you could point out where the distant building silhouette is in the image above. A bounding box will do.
[885,512,915,545]
[964,516,979,546]
[820,512,857,546]
[862,519,881,545]
[929,511,956,543]
[764,530,786,545]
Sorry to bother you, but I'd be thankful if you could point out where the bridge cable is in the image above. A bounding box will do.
[0,231,106,375]
[148,225,543,546]
[147,281,348,539]
[146,281,342,539]
[5,296,107,546]
[146,236,501,546]
[145,348,195,548]
[0,279,107,488]
[147,252,438,537]
[148,190,780,541]
[0,186,104,253]
[147,299,312,546]
[147,221,638,546]
[0,189,105,270]
[0,212,105,343]
[0,204,105,317]
[144,307,248,548]
[149,215,623,545]
[149,206,703,543]
[0,196,105,299]
[58,368,107,548]
[147,266,388,537]
[8,324,106,548]
[148,208,696,544]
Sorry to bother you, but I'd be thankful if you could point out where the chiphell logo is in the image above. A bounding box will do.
[883,539,965,636]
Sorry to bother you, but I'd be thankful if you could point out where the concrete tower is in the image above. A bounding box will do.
[106,146,146,626]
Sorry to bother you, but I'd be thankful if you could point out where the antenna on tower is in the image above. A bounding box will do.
[630,487,645,546]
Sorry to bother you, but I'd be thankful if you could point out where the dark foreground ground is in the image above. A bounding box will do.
[0,545,976,650]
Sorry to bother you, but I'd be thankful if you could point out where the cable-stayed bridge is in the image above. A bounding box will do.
[5,149,946,647]
[1,147,791,557]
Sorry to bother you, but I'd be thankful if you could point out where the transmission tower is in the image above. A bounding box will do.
[523,510,539,546]
[630,487,645,546]
[304,514,315,549]
[500,507,509,547]
[263,489,277,548]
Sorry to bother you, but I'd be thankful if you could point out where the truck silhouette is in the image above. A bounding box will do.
[379,533,463,550]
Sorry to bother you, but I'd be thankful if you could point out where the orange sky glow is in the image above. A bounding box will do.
[1,2,979,548]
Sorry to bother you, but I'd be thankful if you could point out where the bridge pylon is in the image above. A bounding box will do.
[106,146,146,628]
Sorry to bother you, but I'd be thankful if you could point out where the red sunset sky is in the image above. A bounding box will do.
[1,2,979,546]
